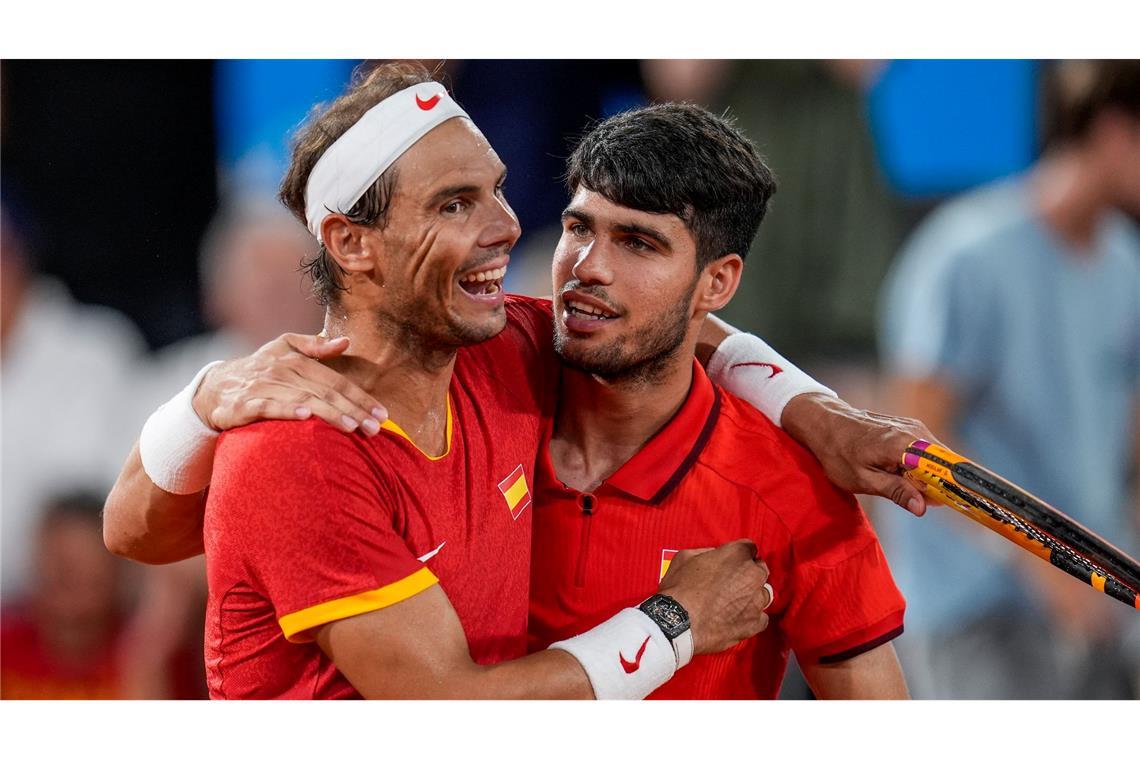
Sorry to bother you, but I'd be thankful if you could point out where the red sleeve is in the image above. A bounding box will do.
[779,488,906,664]
[206,419,437,643]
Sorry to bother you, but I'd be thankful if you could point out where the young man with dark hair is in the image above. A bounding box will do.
[105,64,926,699]
[529,104,908,698]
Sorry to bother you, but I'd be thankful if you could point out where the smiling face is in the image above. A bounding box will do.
[551,187,705,383]
[350,117,520,349]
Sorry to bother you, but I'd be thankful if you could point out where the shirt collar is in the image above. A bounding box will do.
[607,359,721,504]
[536,359,722,507]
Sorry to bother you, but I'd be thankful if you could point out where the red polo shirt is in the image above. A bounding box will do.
[528,361,905,699]
[204,296,556,699]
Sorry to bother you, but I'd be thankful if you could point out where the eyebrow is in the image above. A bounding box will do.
[562,206,673,251]
[426,168,508,208]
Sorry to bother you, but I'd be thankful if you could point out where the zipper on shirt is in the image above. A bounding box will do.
[574,493,595,588]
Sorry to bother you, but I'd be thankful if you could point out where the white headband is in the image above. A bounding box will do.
[304,81,469,243]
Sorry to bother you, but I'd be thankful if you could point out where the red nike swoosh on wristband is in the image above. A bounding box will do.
[619,635,652,674]
[730,361,783,378]
[415,93,441,111]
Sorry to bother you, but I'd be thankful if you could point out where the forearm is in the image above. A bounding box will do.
[419,649,594,700]
[103,441,207,564]
[800,643,909,699]
[318,586,599,699]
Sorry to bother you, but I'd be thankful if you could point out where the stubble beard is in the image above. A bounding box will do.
[554,279,696,387]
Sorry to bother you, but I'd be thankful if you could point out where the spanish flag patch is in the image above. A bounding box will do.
[498,464,531,520]
[660,549,679,580]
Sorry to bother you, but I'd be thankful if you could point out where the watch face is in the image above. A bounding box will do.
[642,595,690,638]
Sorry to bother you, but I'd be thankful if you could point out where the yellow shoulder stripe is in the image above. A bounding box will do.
[278,567,439,642]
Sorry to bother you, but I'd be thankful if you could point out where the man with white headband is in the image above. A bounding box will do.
[109,62,772,699]
[105,62,929,699]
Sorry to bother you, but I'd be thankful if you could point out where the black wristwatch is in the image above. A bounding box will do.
[638,594,694,667]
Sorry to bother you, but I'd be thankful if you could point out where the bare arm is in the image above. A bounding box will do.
[699,315,939,515]
[104,442,208,563]
[318,540,772,699]
[103,334,387,563]
[318,584,594,699]
[800,643,909,699]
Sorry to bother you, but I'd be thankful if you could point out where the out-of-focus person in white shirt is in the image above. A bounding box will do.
[1,199,146,600]
[135,198,322,416]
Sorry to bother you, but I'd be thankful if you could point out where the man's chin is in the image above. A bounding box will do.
[553,341,627,377]
[448,308,507,346]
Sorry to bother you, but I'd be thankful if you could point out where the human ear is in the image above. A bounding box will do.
[695,254,743,313]
[321,214,377,277]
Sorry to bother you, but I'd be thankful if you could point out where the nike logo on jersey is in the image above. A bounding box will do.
[730,361,783,378]
[417,541,446,562]
[619,635,652,674]
[415,93,441,111]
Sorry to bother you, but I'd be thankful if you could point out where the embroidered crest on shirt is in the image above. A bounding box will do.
[498,464,532,520]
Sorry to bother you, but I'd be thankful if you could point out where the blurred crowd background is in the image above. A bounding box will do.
[1,59,1137,700]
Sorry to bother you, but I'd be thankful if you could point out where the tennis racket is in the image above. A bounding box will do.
[901,439,1140,611]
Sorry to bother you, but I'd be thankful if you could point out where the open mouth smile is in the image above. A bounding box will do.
[562,292,621,332]
[457,261,508,302]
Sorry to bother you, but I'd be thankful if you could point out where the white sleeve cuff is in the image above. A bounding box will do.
[705,332,836,427]
[138,361,224,495]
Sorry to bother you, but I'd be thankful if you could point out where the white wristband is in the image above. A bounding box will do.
[139,360,224,495]
[549,608,677,700]
[705,332,837,428]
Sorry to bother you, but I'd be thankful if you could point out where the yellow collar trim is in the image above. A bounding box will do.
[379,393,454,461]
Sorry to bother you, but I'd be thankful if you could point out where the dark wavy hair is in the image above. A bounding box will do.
[565,103,777,270]
[278,61,437,306]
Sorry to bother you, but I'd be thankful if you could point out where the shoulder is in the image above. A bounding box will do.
[502,295,554,352]
[505,294,553,323]
[1102,212,1140,273]
[703,392,874,559]
[35,278,146,351]
[888,179,1036,289]
[214,418,392,485]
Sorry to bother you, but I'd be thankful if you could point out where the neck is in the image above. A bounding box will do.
[1033,149,1113,252]
[551,340,697,492]
[323,303,457,456]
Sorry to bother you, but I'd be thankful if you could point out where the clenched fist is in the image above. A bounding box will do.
[658,539,773,655]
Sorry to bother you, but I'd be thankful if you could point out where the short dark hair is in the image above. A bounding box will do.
[278,61,437,306]
[1043,60,1140,148]
[565,103,777,270]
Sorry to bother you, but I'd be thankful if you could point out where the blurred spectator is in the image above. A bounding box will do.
[134,198,322,415]
[110,198,325,700]
[879,60,1140,698]
[1,198,147,600]
[1,493,132,698]
[666,60,908,362]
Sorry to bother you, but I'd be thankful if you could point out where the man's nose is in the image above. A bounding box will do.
[571,239,613,285]
[479,195,522,250]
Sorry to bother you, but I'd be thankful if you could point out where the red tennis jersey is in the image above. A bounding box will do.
[527,361,905,699]
[203,296,557,699]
